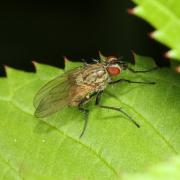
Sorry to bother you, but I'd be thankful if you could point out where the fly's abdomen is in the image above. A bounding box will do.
[68,85,94,106]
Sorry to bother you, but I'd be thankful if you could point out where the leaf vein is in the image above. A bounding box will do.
[117,98,178,154]
[2,99,119,178]
[0,153,24,180]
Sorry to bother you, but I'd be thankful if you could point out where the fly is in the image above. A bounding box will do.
[34,55,156,137]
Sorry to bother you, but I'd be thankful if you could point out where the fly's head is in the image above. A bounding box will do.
[104,56,127,77]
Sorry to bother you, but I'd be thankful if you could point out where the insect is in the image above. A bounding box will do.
[34,55,156,137]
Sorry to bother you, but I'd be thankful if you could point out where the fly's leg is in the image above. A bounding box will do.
[109,78,155,85]
[78,105,89,138]
[98,105,140,128]
[127,67,158,73]
[95,91,140,128]
[78,93,97,138]
[95,91,103,105]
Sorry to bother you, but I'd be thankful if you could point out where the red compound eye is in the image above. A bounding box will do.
[107,66,121,76]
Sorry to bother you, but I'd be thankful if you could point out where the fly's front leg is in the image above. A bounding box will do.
[95,91,140,128]
[109,78,155,85]
[127,67,158,73]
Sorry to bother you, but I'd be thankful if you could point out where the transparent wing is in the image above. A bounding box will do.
[34,68,80,118]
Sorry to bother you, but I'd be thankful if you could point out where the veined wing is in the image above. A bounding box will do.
[34,67,80,118]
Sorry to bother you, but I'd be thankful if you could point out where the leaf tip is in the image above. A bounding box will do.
[3,64,8,76]
[32,60,38,71]
[3,64,14,77]
[3,64,8,69]
[131,49,136,56]
[32,60,38,65]
[127,8,135,15]
[63,56,70,64]
[175,65,180,73]
[130,50,136,64]
[149,31,160,40]
[130,6,143,16]
[164,50,176,59]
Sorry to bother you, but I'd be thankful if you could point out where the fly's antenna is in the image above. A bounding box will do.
[115,56,125,65]
[114,56,128,70]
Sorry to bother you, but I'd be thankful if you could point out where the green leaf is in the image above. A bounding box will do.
[132,0,180,61]
[0,55,180,179]
[124,156,180,180]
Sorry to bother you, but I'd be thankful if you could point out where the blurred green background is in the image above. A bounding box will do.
[0,0,169,76]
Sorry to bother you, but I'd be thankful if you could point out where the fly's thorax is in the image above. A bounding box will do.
[75,64,109,91]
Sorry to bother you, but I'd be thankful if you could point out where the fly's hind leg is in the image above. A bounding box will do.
[95,91,140,128]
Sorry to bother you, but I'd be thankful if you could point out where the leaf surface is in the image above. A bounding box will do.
[0,55,180,179]
[124,156,180,180]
